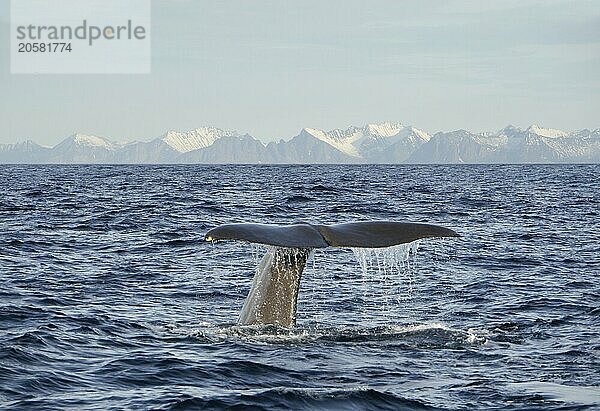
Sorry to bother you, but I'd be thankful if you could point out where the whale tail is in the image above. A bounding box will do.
[205,222,459,326]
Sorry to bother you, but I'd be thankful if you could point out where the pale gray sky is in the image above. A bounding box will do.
[0,0,598,145]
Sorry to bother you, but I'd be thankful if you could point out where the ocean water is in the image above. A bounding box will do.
[1,164,599,410]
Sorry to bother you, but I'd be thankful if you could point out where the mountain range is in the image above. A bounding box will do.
[1,122,599,164]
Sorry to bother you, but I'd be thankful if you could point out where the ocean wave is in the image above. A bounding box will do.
[188,323,487,348]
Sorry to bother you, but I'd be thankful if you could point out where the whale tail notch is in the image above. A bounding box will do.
[204,221,459,327]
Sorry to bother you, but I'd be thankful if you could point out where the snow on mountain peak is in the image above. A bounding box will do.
[161,126,239,153]
[72,133,115,149]
[527,125,567,138]
[301,127,361,157]
[364,122,404,137]
[404,126,431,141]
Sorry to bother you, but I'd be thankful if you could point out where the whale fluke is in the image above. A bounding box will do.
[205,221,459,327]
[205,221,458,248]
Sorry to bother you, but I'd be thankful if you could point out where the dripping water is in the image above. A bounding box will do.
[350,241,421,324]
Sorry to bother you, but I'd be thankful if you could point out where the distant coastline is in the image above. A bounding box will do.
[1,122,599,164]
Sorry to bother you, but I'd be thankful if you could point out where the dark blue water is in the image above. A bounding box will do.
[1,165,599,410]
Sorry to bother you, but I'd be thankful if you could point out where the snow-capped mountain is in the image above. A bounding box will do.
[0,123,598,164]
[297,122,430,161]
[359,125,430,163]
[408,125,600,163]
[161,127,241,153]
[110,127,243,163]
[266,130,360,164]
[45,133,121,164]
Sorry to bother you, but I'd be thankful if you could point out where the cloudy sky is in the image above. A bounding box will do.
[0,0,598,145]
